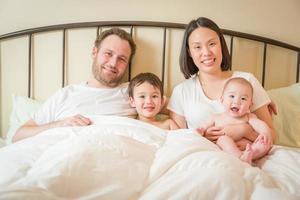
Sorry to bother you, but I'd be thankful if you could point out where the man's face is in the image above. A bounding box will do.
[91,34,131,88]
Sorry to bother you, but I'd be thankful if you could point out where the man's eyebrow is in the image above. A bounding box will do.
[102,48,112,53]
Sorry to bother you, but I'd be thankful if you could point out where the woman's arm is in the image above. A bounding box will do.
[252,104,276,143]
[159,96,170,115]
[247,73,275,142]
[248,113,272,137]
[169,119,180,130]
[169,111,187,129]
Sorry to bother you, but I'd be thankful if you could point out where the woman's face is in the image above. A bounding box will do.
[188,27,223,74]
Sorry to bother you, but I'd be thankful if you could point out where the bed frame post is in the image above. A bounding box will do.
[97,26,101,37]
[161,27,167,89]
[229,36,234,70]
[297,52,300,83]
[62,29,67,87]
[262,43,267,87]
[28,34,33,98]
[0,42,2,133]
[128,26,134,81]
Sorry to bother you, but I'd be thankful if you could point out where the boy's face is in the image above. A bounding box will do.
[221,82,253,118]
[129,82,163,119]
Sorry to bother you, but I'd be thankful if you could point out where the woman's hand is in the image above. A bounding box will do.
[197,126,224,142]
[268,101,277,116]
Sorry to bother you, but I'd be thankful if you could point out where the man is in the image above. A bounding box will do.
[13,28,137,142]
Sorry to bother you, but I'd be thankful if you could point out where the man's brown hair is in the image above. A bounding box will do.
[94,27,136,61]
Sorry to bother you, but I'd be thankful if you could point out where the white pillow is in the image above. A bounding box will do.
[5,95,42,144]
[267,83,300,148]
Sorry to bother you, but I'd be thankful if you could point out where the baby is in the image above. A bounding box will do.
[198,77,272,165]
[129,72,178,130]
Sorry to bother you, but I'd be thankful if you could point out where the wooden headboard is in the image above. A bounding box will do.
[1,21,299,136]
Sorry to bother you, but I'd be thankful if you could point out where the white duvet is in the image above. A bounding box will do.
[0,116,299,200]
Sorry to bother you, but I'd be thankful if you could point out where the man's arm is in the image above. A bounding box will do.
[13,114,91,143]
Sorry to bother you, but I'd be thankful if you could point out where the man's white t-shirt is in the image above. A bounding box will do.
[33,82,136,125]
[168,71,271,129]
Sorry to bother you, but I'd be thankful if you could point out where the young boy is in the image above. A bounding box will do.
[197,78,272,165]
[128,72,179,130]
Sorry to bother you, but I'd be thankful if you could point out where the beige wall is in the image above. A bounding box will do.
[0,0,299,47]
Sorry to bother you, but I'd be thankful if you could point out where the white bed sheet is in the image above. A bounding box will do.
[0,137,6,147]
[0,116,299,200]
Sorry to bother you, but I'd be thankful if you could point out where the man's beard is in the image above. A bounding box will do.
[92,62,126,87]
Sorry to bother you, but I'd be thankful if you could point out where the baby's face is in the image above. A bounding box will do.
[129,82,162,119]
[221,82,253,117]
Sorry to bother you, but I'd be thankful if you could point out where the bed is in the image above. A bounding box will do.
[0,21,299,199]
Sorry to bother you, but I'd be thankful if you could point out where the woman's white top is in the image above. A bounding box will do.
[168,71,271,129]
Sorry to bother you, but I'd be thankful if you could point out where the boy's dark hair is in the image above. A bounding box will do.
[128,72,163,97]
[94,27,136,61]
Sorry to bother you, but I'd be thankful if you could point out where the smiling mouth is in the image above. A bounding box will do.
[201,58,215,65]
[102,66,117,74]
[230,107,239,112]
[144,107,155,112]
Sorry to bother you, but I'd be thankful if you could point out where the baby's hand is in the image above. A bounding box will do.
[255,134,272,146]
[255,134,266,144]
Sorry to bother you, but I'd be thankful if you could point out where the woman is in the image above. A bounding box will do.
[168,17,275,152]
